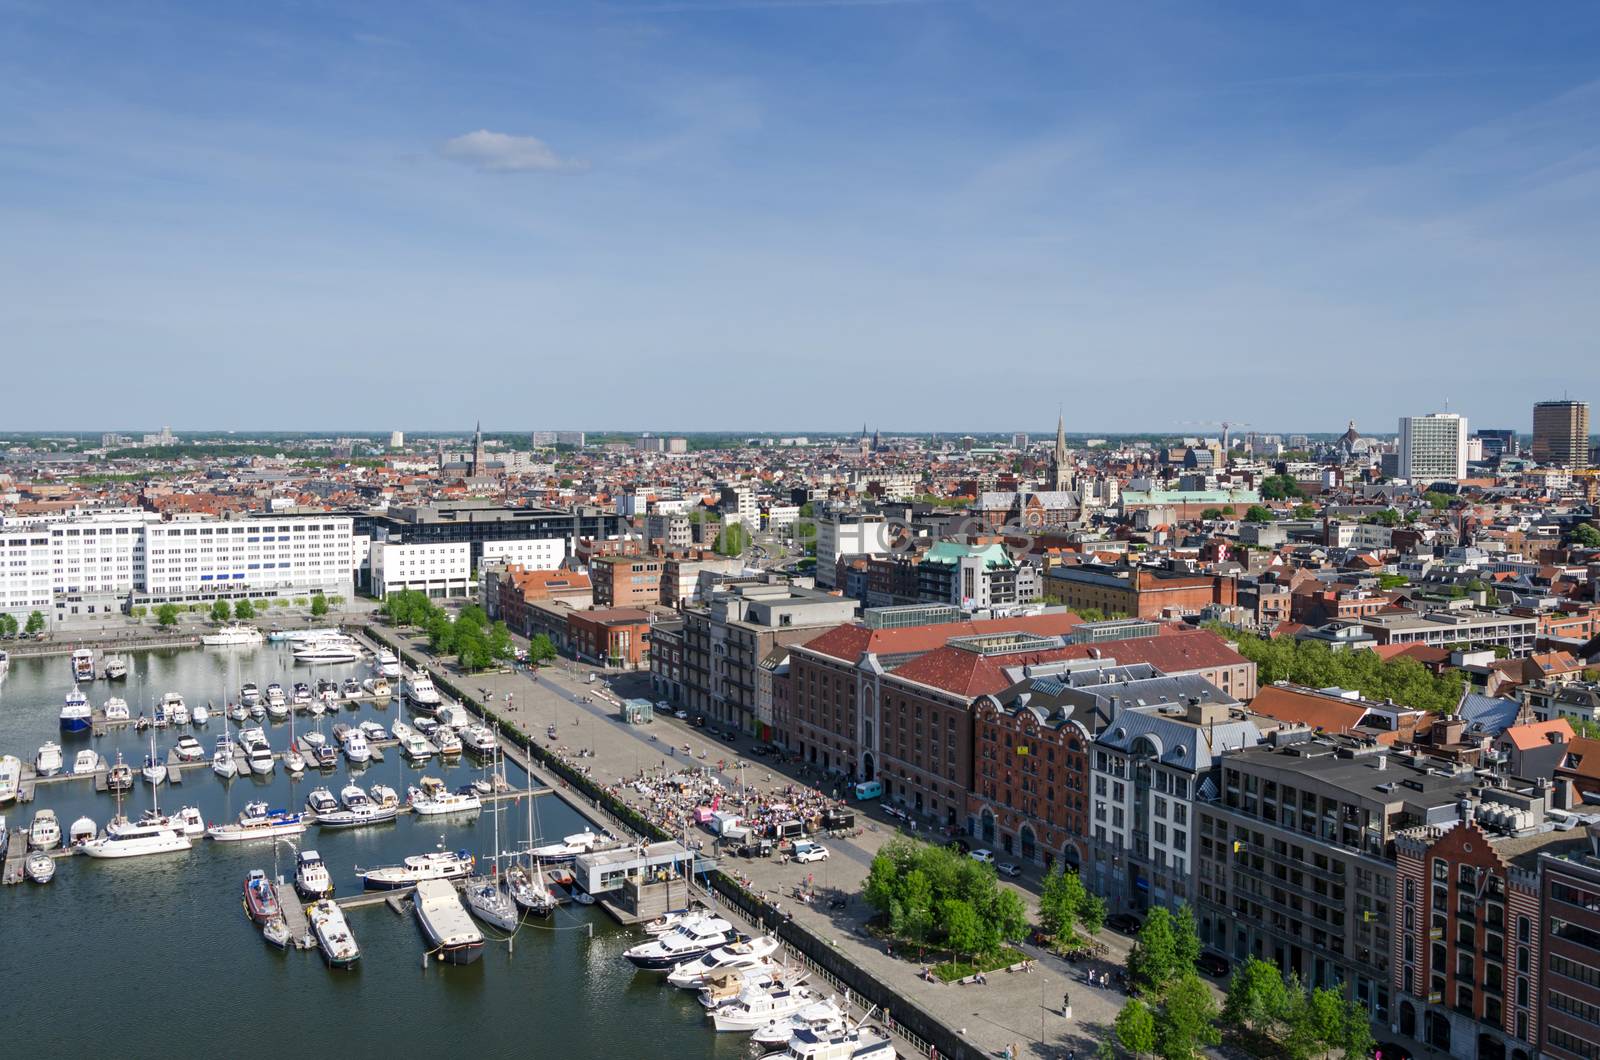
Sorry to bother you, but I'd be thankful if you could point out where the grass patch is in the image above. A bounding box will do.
[932,946,1028,983]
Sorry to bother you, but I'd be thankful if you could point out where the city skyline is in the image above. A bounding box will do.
[4,4,1599,428]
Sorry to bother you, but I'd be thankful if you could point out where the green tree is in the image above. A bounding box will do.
[487,620,514,661]
[292,597,308,608]
[155,603,180,627]
[716,521,748,556]
[309,592,328,617]
[1128,907,1180,995]
[1115,999,1158,1060]
[233,598,255,620]
[526,633,558,665]
[129,606,147,620]
[1362,508,1400,527]
[328,594,344,607]
[1293,503,1317,519]
[1039,864,1084,937]
[1172,902,1201,975]
[1156,973,1221,1060]
[1572,522,1600,548]
[210,599,231,622]
[1223,957,1290,1036]
[1260,474,1305,500]
[1200,508,1224,521]
[1079,892,1106,935]
[458,604,488,629]
[1245,505,1274,523]
[25,610,47,635]
[941,897,984,963]
[0,613,18,637]
[1424,490,1453,511]
[1339,997,1376,1060]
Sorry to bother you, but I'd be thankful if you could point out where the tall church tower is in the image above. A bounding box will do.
[1050,413,1070,492]
[471,421,487,477]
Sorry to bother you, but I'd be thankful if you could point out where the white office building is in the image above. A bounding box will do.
[370,541,472,599]
[478,537,565,573]
[814,513,896,589]
[1397,413,1468,482]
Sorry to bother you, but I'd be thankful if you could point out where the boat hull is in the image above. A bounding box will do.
[626,945,717,971]
[59,716,91,734]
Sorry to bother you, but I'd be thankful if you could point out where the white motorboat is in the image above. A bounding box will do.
[529,829,605,864]
[244,735,275,776]
[262,917,292,949]
[292,682,312,709]
[212,734,238,779]
[370,784,401,810]
[174,735,205,762]
[341,730,371,764]
[377,649,401,678]
[0,755,19,804]
[71,647,96,681]
[29,808,62,851]
[265,683,287,709]
[399,731,436,761]
[266,698,290,722]
[401,672,442,711]
[413,715,439,737]
[25,850,55,883]
[667,935,783,989]
[240,682,261,706]
[60,685,92,733]
[749,1000,849,1049]
[437,703,470,730]
[461,724,498,755]
[103,696,130,722]
[35,741,65,777]
[309,899,360,966]
[294,849,335,898]
[305,787,338,815]
[201,624,263,646]
[270,626,342,643]
[72,749,99,775]
[293,636,360,664]
[357,846,474,890]
[777,1024,896,1060]
[710,981,823,1033]
[341,678,361,699]
[359,721,390,742]
[434,729,462,756]
[162,692,189,726]
[645,906,709,936]
[150,805,206,837]
[81,814,192,859]
[191,702,210,725]
[316,784,397,829]
[414,877,484,964]
[407,776,481,816]
[102,655,129,680]
[362,677,391,698]
[68,815,97,848]
[207,801,306,842]
[623,916,739,971]
[229,701,249,723]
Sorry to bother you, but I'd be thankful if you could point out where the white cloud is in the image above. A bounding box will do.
[440,130,587,174]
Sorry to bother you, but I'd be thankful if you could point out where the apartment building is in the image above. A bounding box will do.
[478,537,565,573]
[1399,413,1470,483]
[814,512,896,590]
[370,540,470,598]
[661,554,746,609]
[589,554,663,609]
[568,608,653,668]
[1540,826,1600,1060]
[1042,561,1239,619]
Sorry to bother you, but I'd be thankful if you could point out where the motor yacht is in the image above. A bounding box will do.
[776,1024,896,1060]
[229,701,249,723]
[72,749,99,775]
[748,1000,849,1050]
[434,729,462,756]
[359,721,390,742]
[240,682,261,706]
[174,735,205,762]
[369,784,401,810]
[341,678,361,699]
[667,935,783,989]
[71,648,95,682]
[265,683,287,710]
[709,981,824,1033]
[401,672,442,711]
[305,787,338,815]
[266,697,290,722]
[529,829,606,864]
[414,877,484,964]
[377,649,401,678]
[294,849,335,898]
[0,755,19,804]
[80,813,192,859]
[59,685,92,733]
[191,701,210,725]
[35,741,64,777]
[208,802,306,842]
[105,752,133,792]
[102,656,129,681]
[461,724,498,755]
[292,683,312,709]
[623,916,739,971]
[357,847,475,890]
[309,899,360,966]
[342,730,372,764]
[25,851,55,883]
[28,808,62,851]
[315,784,397,829]
[407,776,481,816]
[245,737,275,776]
[293,637,360,664]
[161,693,189,726]
[201,624,263,647]
[362,677,391,698]
[103,696,130,722]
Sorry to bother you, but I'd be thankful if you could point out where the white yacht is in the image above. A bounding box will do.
[309,899,360,966]
[315,784,397,829]
[264,683,287,710]
[623,916,739,971]
[72,749,99,775]
[370,783,401,810]
[141,747,168,785]
[357,847,475,890]
[173,735,204,762]
[0,755,19,804]
[207,801,306,842]
[68,815,97,848]
[401,672,442,711]
[60,685,92,733]
[294,849,335,898]
[190,702,210,726]
[749,1001,849,1050]
[151,806,206,836]
[377,649,401,678]
[362,676,391,698]
[414,877,484,964]
[81,813,192,859]
[710,981,823,1033]
[778,1024,896,1060]
[399,730,436,761]
[434,729,462,756]
[667,935,783,989]
[102,656,128,680]
[407,776,481,816]
[35,741,64,777]
[293,637,360,664]
[212,734,238,779]
[201,624,263,646]
[103,696,130,722]
[240,682,261,706]
[461,724,498,755]
[359,720,390,742]
[530,829,606,864]
[106,753,133,792]
[270,626,341,643]
[245,739,275,776]
[28,808,62,850]
[341,730,372,764]
[305,787,338,815]
[161,692,189,726]
[228,701,249,723]
[26,851,55,883]
[437,702,470,730]
[71,648,96,681]
[266,697,290,721]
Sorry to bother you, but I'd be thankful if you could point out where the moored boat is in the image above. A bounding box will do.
[209,802,307,842]
[28,808,62,851]
[623,916,739,971]
[309,899,360,966]
[243,868,281,923]
[36,741,64,777]
[407,776,481,816]
[60,685,92,733]
[71,648,95,682]
[666,934,783,989]
[357,847,474,890]
[294,849,335,898]
[201,624,263,646]
[103,696,130,722]
[414,877,484,964]
[709,980,822,1033]
[25,850,55,883]
[0,755,19,804]
[102,656,129,681]
[72,749,99,775]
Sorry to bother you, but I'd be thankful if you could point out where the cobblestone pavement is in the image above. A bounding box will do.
[379,630,1227,1059]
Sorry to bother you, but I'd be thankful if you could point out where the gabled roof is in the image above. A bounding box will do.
[1248,685,1372,736]
[1500,717,1574,752]
[797,612,1081,665]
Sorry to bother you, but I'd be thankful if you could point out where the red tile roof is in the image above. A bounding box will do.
[798,612,1082,664]
[1249,685,1372,735]
[1502,717,1574,752]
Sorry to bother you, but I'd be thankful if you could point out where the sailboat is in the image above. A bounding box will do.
[214,674,239,778]
[465,738,520,932]
[284,702,307,775]
[506,760,557,917]
[142,730,167,786]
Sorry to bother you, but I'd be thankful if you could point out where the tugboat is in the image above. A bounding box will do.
[294,849,335,899]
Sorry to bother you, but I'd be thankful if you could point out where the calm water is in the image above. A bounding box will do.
[0,646,739,1057]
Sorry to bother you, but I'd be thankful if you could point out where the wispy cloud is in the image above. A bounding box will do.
[439,130,588,174]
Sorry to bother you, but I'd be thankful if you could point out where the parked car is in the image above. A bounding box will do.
[1195,951,1231,977]
[969,849,995,864]
[792,841,829,864]
[673,710,689,720]
[997,862,1022,878]
[1373,1045,1413,1060]
[1106,912,1143,934]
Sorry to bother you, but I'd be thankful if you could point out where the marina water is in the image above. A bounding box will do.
[0,645,743,1056]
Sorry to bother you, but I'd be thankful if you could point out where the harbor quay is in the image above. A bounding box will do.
[362,623,1177,1060]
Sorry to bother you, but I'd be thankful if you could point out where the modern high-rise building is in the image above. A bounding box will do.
[1475,429,1518,459]
[1531,400,1590,468]
[1398,413,1468,482]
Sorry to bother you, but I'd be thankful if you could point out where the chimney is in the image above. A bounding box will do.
[1458,799,1475,826]
[1376,755,1387,771]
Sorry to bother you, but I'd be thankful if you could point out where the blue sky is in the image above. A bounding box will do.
[3,1,1598,435]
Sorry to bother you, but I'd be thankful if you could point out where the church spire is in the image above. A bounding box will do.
[1051,411,1069,492]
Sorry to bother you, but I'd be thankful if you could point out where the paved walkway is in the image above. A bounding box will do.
[375,625,1176,1059]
